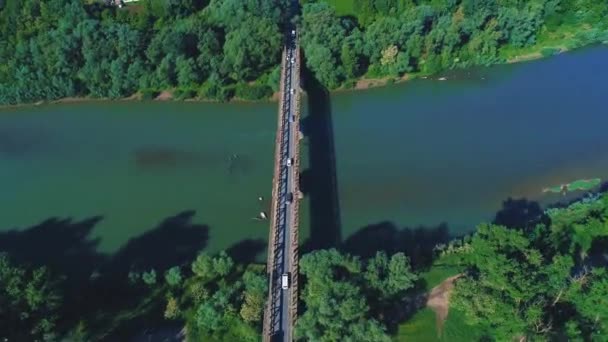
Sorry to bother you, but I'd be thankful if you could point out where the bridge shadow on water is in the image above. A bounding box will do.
[0,210,264,340]
[299,63,342,252]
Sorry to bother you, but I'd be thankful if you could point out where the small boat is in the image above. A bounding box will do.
[438,77,447,81]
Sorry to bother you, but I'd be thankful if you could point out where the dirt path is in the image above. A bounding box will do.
[156,90,173,101]
[426,274,462,334]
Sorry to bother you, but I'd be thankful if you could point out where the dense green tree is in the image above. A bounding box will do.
[452,194,608,340]
[212,251,234,277]
[142,269,157,285]
[165,266,183,287]
[0,0,289,104]
[297,0,608,89]
[239,271,267,323]
[0,254,62,341]
[192,252,216,280]
[222,17,281,81]
[365,251,417,298]
[295,249,415,342]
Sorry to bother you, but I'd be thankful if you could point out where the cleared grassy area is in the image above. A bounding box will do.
[323,0,357,16]
[394,307,485,341]
[395,308,438,341]
[421,254,464,290]
[393,254,469,341]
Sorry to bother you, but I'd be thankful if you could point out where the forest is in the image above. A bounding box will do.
[300,0,608,88]
[0,0,290,105]
[1,0,608,104]
[2,192,607,340]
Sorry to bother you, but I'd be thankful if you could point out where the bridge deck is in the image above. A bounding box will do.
[263,34,301,342]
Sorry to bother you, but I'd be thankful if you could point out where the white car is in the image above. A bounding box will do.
[282,273,289,290]
[286,157,293,167]
[291,30,296,36]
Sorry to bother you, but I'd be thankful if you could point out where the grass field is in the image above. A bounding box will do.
[395,307,485,342]
[393,254,471,341]
[420,254,464,290]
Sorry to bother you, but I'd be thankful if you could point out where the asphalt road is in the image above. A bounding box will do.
[269,25,298,342]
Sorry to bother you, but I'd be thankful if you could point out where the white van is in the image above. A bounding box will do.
[281,273,289,290]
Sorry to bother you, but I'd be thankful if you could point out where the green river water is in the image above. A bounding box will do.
[1,46,608,262]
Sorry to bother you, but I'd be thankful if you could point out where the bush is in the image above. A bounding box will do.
[174,88,197,100]
[541,47,560,57]
[235,83,273,101]
[266,66,282,92]
[165,266,182,287]
[142,269,157,285]
[199,82,234,102]
[342,79,356,89]
[140,89,159,100]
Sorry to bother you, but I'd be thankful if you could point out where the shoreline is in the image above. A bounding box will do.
[0,44,601,110]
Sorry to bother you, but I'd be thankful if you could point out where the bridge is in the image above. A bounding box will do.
[263,15,302,342]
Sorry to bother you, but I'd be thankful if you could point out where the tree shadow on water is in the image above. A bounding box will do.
[106,210,208,276]
[90,210,209,340]
[299,61,342,253]
[0,211,210,340]
[341,221,450,271]
[0,216,106,287]
[493,197,544,231]
[226,238,267,264]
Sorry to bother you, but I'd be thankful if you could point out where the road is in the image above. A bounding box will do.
[267,22,299,342]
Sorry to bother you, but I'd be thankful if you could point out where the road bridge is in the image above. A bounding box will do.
[262,19,302,342]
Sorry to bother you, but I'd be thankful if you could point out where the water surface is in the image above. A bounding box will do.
[1,46,608,260]
[325,46,608,244]
[0,101,276,255]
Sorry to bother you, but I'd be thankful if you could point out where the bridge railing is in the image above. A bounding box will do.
[263,47,288,342]
[289,42,302,336]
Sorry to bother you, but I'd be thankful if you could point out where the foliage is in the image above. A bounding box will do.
[295,249,417,341]
[2,0,606,103]
[0,253,62,341]
[299,0,608,88]
[451,194,608,340]
[235,83,274,101]
[164,295,180,319]
[164,266,182,287]
[141,269,157,285]
[0,0,289,105]
[154,250,265,341]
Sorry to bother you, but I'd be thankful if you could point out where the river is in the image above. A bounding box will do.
[1,46,607,263]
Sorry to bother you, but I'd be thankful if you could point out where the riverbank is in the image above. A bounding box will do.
[347,40,606,92]
[2,41,606,111]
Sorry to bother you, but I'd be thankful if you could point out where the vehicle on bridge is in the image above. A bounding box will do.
[281,273,290,290]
